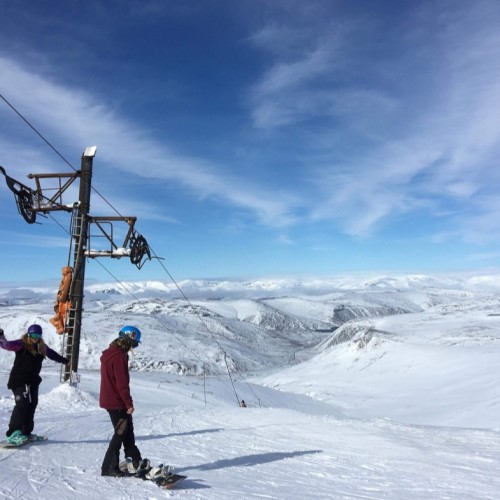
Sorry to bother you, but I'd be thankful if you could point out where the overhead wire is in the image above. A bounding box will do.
[0,94,75,170]
[48,210,241,405]
[1,93,143,222]
[149,245,264,406]
[94,258,253,402]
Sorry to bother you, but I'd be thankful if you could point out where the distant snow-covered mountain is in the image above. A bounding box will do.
[0,271,499,428]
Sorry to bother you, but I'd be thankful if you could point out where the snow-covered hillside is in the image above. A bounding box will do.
[0,272,499,498]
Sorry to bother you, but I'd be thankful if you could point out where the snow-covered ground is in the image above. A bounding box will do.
[0,272,499,499]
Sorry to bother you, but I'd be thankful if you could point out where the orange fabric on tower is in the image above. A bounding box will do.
[49,266,73,334]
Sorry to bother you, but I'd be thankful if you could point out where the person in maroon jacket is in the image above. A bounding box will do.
[100,325,146,477]
[0,324,68,445]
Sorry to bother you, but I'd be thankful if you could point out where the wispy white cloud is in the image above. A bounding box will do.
[276,234,295,246]
[0,229,68,249]
[465,251,500,262]
[448,195,500,245]
[248,28,341,128]
[247,2,500,240]
[3,1,500,249]
[0,56,299,228]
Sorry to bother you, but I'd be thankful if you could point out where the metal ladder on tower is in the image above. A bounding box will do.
[59,307,76,383]
[59,208,84,386]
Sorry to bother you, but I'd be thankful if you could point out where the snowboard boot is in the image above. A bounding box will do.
[101,468,126,478]
[125,457,137,474]
[145,463,174,481]
[28,434,45,442]
[134,458,152,479]
[7,430,28,445]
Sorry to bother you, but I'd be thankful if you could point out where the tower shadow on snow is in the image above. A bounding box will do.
[46,428,225,445]
[186,449,323,472]
[138,428,224,441]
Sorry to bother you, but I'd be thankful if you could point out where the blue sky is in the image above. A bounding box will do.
[1,0,500,284]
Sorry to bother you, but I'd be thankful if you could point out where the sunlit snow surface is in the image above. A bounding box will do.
[0,273,499,499]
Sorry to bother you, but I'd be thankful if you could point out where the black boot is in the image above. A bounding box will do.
[101,468,126,477]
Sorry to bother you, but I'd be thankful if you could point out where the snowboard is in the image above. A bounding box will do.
[0,435,48,449]
[118,459,187,490]
[154,473,187,489]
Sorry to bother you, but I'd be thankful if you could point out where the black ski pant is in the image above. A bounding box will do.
[7,384,39,437]
[101,409,142,474]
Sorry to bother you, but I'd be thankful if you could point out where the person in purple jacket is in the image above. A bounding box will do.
[100,325,147,477]
[0,324,68,445]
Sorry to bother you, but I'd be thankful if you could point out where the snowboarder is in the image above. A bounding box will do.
[100,325,147,477]
[240,400,247,407]
[0,324,69,445]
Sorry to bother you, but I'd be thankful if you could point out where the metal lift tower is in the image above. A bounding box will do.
[1,146,153,385]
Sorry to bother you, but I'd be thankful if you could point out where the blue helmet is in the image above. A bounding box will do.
[27,324,43,336]
[119,325,141,348]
